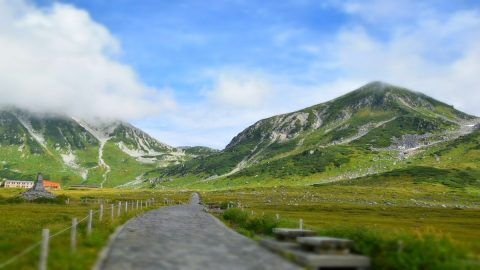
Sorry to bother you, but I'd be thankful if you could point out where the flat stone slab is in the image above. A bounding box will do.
[98,196,299,270]
[272,228,316,241]
[297,237,354,254]
[261,239,370,270]
[294,252,370,270]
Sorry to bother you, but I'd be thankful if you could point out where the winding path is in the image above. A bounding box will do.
[97,194,299,270]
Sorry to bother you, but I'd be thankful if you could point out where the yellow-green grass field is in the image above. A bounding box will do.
[0,188,191,270]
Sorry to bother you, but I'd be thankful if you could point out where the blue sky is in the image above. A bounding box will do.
[2,0,480,148]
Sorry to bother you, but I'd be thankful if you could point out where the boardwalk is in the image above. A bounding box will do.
[97,194,299,270]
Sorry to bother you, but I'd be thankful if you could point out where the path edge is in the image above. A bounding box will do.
[91,223,126,270]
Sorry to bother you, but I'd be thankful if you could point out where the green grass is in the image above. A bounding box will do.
[101,141,155,187]
[0,188,190,270]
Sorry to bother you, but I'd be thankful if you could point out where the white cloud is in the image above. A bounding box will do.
[206,70,275,108]
[302,8,480,116]
[329,0,432,23]
[0,0,175,120]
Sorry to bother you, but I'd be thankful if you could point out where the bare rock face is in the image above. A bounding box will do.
[21,173,56,200]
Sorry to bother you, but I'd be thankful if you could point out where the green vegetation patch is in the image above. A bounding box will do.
[233,146,353,178]
[337,166,480,188]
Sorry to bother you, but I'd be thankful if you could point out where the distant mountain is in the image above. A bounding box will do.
[0,107,189,187]
[145,81,479,189]
[178,146,219,157]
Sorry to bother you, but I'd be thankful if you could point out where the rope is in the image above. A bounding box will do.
[0,241,41,269]
[0,211,91,268]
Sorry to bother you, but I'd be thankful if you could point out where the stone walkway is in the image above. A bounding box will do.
[98,194,299,270]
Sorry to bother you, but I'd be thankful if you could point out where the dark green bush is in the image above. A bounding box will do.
[2,196,25,204]
[32,195,68,204]
[223,208,249,227]
[245,215,279,235]
[223,208,280,235]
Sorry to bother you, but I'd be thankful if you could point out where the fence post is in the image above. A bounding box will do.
[39,229,49,270]
[136,200,139,210]
[71,218,77,252]
[99,204,104,222]
[299,219,303,230]
[140,200,143,210]
[87,209,93,236]
[118,201,121,217]
[111,204,114,221]
[125,201,128,213]
[276,213,280,220]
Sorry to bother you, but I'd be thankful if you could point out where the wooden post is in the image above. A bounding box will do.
[66,198,70,204]
[299,219,304,230]
[118,201,121,217]
[136,200,139,210]
[276,213,280,220]
[140,200,143,210]
[87,210,93,236]
[99,204,104,222]
[39,229,49,270]
[71,218,77,252]
[125,201,128,212]
[111,204,114,221]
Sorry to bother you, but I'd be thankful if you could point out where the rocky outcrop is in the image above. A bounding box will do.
[21,173,56,200]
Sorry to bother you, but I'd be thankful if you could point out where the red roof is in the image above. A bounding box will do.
[43,180,61,188]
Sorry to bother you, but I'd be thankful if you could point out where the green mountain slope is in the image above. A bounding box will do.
[0,108,191,187]
[144,82,479,189]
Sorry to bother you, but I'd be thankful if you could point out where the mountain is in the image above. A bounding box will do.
[144,81,480,189]
[0,107,188,187]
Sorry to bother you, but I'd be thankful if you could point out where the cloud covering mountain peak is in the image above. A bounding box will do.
[0,0,175,121]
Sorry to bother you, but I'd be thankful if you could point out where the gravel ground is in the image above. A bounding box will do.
[98,194,299,270]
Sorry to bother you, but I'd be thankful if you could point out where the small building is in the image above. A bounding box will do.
[43,180,61,190]
[70,184,101,189]
[3,180,34,189]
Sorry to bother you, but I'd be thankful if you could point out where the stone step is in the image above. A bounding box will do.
[297,236,354,254]
[272,228,316,242]
[261,238,370,270]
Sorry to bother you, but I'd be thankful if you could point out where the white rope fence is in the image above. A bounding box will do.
[0,198,159,269]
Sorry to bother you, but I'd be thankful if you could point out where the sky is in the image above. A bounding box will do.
[1,0,480,148]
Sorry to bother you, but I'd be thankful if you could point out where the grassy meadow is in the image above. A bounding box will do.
[0,188,191,270]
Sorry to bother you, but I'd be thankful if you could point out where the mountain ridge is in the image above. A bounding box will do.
[0,106,190,187]
[1,81,478,189]
[143,81,479,189]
